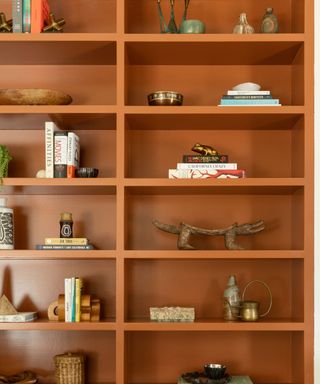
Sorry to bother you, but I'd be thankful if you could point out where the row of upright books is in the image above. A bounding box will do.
[12,0,50,33]
[218,89,281,106]
[64,277,83,322]
[45,122,80,178]
[169,144,246,179]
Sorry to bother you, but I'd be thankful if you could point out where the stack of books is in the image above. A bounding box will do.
[45,122,80,178]
[218,89,281,106]
[169,152,246,179]
[12,0,50,33]
[64,277,83,322]
[36,237,94,250]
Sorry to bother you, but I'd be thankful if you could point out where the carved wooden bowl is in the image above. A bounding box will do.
[0,89,73,105]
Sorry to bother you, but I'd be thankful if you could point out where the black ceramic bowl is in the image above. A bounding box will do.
[76,167,99,178]
[204,364,227,380]
[148,91,183,106]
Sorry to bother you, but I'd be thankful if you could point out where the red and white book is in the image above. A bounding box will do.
[177,163,237,170]
[168,169,245,179]
[31,0,51,33]
[67,132,80,178]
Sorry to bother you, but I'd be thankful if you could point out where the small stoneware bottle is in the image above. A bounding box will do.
[223,275,241,321]
[60,212,73,238]
[233,13,254,34]
[0,197,14,249]
[261,8,279,33]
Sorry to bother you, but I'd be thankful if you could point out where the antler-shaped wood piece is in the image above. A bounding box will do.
[153,219,265,250]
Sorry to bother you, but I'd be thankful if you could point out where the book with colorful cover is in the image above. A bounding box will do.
[22,0,31,32]
[177,163,237,170]
[12,0,23,32]
[54,131,68,178]
[219,99,280,106]
[169,169,245,179]
[182,155,228,163]
[31,0,51,33]
[45,238,89,245]
[64,278,72,322]
[67,132,80,178]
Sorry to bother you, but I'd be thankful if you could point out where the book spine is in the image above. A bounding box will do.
[67,132,80,178]
[36,244,94,250]
[31,0,42,33]
[177,163,237,170]
[12,0,23,32]
[168,169,246,179]
[45,121,57,178]
[227,90,271,95]
[22,0,31,32]
[182,155,228,163]
[64,278,72,322]
[220,99,279,105]
[222,95,272,99]
[54,132,68,178]
[45,238,88,245]
[75,278,83,322]
[71,277,76,322]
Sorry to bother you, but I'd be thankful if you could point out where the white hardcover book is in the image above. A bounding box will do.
[177,163,237,170]
[45,121,59,178]
[71,277,75,322]
[67,132,80,178]
[0,312,37,322]
[64,278,72,322]
[227,90,271,95]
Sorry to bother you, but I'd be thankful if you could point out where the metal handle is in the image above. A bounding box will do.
[242,279,272,318]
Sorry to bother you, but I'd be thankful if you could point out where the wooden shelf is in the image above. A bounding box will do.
[124,319,304,331]
[0,319,117,331]
[0,250,116,260]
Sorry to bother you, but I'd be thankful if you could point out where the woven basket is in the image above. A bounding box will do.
[54,352,85,384]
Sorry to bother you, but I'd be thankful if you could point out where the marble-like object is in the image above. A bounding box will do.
[232,82,261,91]
[36,169,46,178]
[150,307,195,322]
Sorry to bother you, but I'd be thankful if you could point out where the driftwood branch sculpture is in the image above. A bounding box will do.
[153,219,265,250]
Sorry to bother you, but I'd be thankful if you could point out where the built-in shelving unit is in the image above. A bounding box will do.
[0,0,314,383]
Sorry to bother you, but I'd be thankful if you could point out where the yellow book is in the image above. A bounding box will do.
[45,238,88,245]
[75,278,83,322]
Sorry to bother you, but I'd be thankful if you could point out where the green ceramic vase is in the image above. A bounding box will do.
[179,19,206,34]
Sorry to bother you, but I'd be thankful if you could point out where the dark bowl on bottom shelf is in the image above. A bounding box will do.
[148,91,183,106]
[76,167,99,178]
[204,364,227,380]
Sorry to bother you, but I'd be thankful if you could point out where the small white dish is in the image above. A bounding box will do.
[232,82,261,91]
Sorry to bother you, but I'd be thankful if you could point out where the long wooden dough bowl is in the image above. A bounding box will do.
[0,88,73,105]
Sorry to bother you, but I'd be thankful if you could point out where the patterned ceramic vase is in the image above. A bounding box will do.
[0,198,14,249]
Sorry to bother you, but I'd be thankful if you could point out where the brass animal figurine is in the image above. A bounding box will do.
[153,219,265,250]
[192,143,218,156]
[0,13,12,33]
[43,13,65,33]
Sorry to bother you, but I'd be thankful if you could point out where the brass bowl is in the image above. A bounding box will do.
[148,91,183,106]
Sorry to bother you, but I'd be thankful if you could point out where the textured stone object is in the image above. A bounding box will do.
[150,307,195,322]
[0,89,72,105]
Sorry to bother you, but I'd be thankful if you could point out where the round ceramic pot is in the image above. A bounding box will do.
[180,20,206,34]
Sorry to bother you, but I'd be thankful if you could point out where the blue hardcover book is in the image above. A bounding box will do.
[219,98,280,106]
